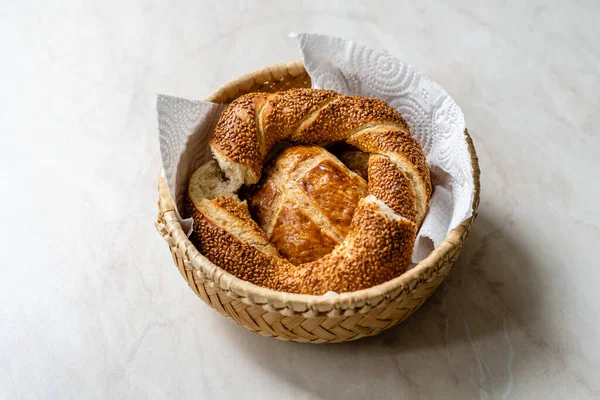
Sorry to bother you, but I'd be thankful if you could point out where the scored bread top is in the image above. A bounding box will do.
[245,145,368,265]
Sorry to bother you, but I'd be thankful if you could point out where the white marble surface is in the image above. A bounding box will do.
[1,1,599,399]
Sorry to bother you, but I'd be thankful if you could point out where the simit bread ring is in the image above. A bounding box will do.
[187,88,432,295]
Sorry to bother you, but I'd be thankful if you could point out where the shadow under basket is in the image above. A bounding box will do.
[155,61,481,344]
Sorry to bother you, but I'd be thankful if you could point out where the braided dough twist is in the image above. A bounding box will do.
[188,88,432,295]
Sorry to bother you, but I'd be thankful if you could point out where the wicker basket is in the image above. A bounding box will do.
[155,61,481,343]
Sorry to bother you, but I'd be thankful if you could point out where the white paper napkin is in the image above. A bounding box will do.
[157,33,474,263]
[157,95,225,233]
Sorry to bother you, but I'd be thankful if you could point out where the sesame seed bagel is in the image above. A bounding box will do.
[188,88,431,295]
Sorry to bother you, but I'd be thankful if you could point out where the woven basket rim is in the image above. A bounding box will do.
[156,61,481,316]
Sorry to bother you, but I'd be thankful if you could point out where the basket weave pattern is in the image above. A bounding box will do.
[155,61,481,343]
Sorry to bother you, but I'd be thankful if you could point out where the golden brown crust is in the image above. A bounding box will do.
[192,195,280,258]
[190,195,416,295]
[289,96,407,143]
[368,155,417,222]
[190,88,431,294]
[270,144,325,177]
[211,89,431,200]
[245,178,281,236]
[347,128,431,222]
[194,209,297,291]
[262,88,338,147]
[297,158,367,237]
[210,89,421,190]
[210,93,268,182]
[294,200,417,294]
[247,146,367,264]
[348,129,430,193]
[269,201,339,265]
[211,197,266,238]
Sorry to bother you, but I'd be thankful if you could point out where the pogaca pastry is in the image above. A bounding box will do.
[187,88,432,295]
[246,145,369,266]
